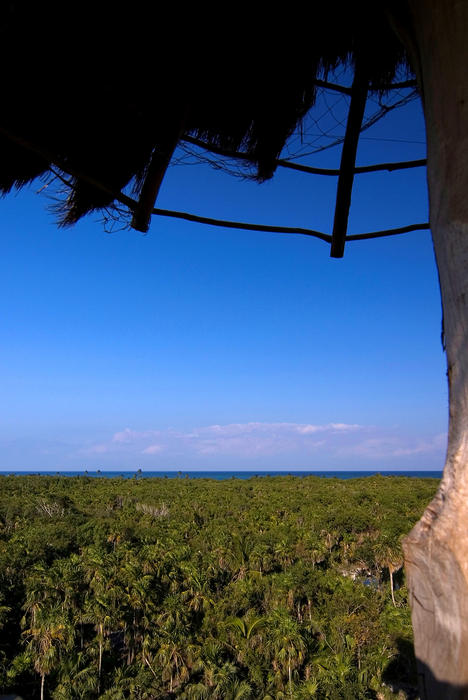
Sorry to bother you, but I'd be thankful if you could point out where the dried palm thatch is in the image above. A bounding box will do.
[0,2,410,238]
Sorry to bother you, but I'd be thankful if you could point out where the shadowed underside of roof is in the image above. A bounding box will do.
[0,2,412,237]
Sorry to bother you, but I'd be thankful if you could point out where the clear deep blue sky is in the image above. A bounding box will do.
[0,87,447,470]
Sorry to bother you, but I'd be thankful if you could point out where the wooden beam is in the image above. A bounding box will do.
[330,62,369,258]
[381,79,417,90]
[313,79,352,95]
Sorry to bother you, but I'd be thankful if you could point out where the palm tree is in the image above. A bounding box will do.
[179,564,214,614]
[140,628,161,685]
[228,534,253,582]
[189,640,245,698]
[374,538,403,607]
[265,609,306,698]
[300,535,327,570]
[274,540,294,570]
[157,593,190,634]
[83,595,112,692]
[223,613,267,674]
[99,665,134,699]
[0,593,10,631]
[22,564,48,627]
[294,679,320,699]
[23,605,71,700]
[225,616,266,642]
[82,547,122,693]
[249,542,274,575]
[52,650,99,699]
[312,649,355,696]
[221,678,253,700]
[156,637,191,694]
[120,555,156,664]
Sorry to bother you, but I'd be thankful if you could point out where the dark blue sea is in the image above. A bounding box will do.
[0,470,442,480]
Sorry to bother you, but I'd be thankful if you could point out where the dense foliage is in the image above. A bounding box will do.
[0,474,438,698]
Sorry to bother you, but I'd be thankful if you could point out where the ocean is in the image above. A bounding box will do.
[0,470,442,480]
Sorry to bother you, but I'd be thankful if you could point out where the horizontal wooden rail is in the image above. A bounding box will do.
[150,206,429,245]
[182,136,426,176]
[312,78,417,94]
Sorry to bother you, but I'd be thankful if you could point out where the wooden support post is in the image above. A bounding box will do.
[131,116,185,233]
[330,61,369,258]
[393,1,468,696]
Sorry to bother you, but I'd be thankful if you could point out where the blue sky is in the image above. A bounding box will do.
[0,87,447,470]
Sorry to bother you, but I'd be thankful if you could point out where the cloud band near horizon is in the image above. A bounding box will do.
[83,421,446,466]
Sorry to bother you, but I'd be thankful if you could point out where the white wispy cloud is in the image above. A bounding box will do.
[142,444,163,455]
[336,433,447,459]
[84,421,363,457]
[80,421,446,468]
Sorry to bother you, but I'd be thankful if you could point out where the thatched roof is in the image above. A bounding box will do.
[0,3,412,245]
